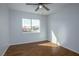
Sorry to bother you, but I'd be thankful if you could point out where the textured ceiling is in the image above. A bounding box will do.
[8,3,68,15]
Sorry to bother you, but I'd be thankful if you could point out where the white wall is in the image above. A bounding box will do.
[47,4,79,53]
[9,9,47,45]
[0,4,9,55]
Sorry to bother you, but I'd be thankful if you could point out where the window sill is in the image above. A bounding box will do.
[22,31,40,33]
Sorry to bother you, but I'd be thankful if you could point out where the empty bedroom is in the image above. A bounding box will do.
[0,3,79,56]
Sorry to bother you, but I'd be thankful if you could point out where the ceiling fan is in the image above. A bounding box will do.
[26,3,50,11]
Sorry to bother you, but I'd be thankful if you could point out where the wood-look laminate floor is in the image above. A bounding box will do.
[4,40,79,56]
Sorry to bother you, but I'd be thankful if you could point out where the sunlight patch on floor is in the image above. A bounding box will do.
[38,42,59,48]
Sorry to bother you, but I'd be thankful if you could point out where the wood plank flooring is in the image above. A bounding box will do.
[4,40,79,56]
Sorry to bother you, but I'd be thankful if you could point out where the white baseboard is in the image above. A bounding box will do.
[61,45,79,54]
[9,39,48,46]
[1,45,10,56]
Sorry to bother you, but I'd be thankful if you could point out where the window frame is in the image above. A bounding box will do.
[22,18,40,33]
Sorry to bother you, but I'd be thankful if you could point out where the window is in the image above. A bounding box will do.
[22,18,40,32]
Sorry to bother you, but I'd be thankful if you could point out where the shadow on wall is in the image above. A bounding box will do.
[57,26,68,45]
[51,31,60,46]
[50,25,68,46]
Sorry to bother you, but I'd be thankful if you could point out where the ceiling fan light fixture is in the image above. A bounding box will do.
[26,3,50,11]
[39,5,42,8]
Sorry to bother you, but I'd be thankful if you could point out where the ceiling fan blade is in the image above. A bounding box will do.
[26,3,38,5]
[35,6,39,11]
[42,4,50,11]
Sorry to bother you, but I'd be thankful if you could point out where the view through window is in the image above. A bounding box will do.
[22,18,40,32]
